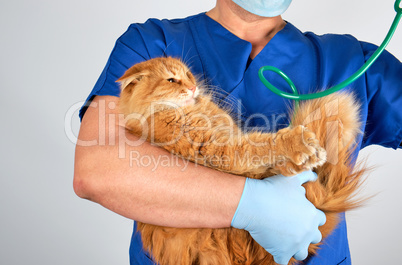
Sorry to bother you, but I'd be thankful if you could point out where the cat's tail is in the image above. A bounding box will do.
[290,91,368,250]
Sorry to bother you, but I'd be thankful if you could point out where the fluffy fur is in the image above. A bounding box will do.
[117,57,366,265]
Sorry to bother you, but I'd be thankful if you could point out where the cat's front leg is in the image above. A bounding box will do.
[270,125,327,176]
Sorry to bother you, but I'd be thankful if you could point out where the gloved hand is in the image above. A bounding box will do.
[231,171,326,265]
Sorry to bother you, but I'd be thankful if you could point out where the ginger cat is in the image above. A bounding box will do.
[117,57,365,265]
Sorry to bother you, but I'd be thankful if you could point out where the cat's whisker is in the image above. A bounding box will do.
[163,40,175,58]
[181,29,190,62]
[208,90,246,112]
[183,54,201,67]
[183,50,199,66]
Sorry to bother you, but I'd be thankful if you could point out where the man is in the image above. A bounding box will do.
[74,0,402,264]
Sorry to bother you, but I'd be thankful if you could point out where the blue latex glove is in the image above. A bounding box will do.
[231,171,326,265]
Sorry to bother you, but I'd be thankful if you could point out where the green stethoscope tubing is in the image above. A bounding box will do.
[258,0,402,107]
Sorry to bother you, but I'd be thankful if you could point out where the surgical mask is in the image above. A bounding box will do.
[232,0,293,17]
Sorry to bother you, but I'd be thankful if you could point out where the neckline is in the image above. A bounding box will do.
[201,12,292,60]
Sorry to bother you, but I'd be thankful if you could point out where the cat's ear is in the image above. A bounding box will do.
[117,69,149,91]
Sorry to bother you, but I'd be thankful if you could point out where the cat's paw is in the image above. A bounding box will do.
[273,125,326,176]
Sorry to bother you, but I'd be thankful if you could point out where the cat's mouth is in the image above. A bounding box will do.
[184,98,196,105]
[179,96,196,107]
[178,87,199,106]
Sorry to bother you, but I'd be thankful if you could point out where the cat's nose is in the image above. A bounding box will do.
[188,86,197,93]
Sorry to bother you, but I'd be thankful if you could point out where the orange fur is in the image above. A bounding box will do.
[117,57,366,265]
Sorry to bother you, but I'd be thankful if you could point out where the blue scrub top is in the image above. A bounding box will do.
[80,13,402,265]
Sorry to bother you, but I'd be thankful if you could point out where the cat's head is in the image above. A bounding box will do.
[117,57,200,116]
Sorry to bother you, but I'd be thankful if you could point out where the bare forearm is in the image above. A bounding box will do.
[73,96,245,228]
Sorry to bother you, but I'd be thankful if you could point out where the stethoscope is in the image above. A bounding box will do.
[259,0,402,107]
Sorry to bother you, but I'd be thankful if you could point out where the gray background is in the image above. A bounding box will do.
[1,0,401,264]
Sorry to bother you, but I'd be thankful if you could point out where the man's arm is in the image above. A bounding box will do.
[73,95,245,228]
[74,95,326,264]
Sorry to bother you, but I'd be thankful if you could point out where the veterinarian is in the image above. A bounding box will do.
[74,0,402,264]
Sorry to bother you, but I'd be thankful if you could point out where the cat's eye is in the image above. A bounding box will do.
[167,78,179,83]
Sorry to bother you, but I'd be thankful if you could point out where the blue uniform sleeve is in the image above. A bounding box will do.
[361,41,402,149]
[79,22,166,120]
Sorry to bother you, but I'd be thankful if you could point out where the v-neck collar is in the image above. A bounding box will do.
[189,13,296,92]
[201,13,292,63]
